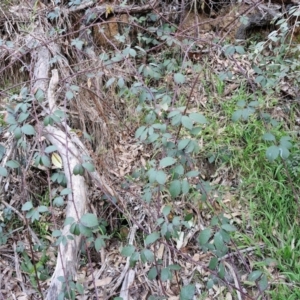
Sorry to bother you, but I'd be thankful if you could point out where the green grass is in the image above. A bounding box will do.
[202,86,300,297]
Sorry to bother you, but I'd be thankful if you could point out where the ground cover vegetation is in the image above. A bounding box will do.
[0,0,300,299]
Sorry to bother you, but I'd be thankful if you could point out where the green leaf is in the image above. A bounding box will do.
[248,270,262,281]
[106,77,116,88]
[35,88,45,102]
[173,164,184,175]
[156,170,167,184]
[53,196,64,207]
[258,274,268,291]
[266,145,279,162]
[189,112,207,124]
[52,230,62,237]
[181,180,189,194]
[145,232,160,245]
[178,139,190,150]
[185,170,199,177]
[148,267,157,280]
[262,133,275,141]
[235,45,245,54]
[218,262,225,279]
[121,245,135,257]
[60,188,72,195]
[0,167,8,177]
[13,127,22,139]
[221,224,237,232]
[6,160,20,168]
[174,73,185,84]
[18,112,29,123]
[198,228,211,245]
[169,264,181,271]
[22,201,33,211]
[38,205,48,213]
[180,284,195,300]
[280,136,292,148]
[209,257,218,270]
[181,116,193,130]
[21,124,35,135]
[82,162,95,172]
[207,279,214,289]
[141,249,154,263]
[159,157,176,168]
[232,110,242,122]
[95,237,105,251]
[162,205,171,217]
[169,180,181,198]
[214,232,225,251]
[45,145,57,153]
[279,146,290,159]
[73,164,84,175]
[161,267,171,281]
[81,213,99,228]
[41,155,51,167]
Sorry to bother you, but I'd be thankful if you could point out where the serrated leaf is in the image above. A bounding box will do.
[73,164,84,175]
[162,205,171,217]
[82,162,95,172]
[35,88,45,102]
[218,262,225,279]
[248,270,262,281]
[232,110,242,122]
[121,245,135,257]
[18,112,29,123]
[141,249,154,263]
[6,160,20,168]
[262,133,276,141]
[0,167,8,177]
[148,267,157,280]
[209,257,218,270]
[22,201,33,211]
[156,170,167,184]
[181,179,189,194]
[174,164,184,175]
[189,112,207,124]
[81,213,98,228]
[169,180,181,198]
[53,196,64,207]
[214,232,225,251]
[174,73,185,84]
[221,224,237,232]
[145,232,160,245]
[38,205,48,213]
[169,264,181,271]
[178,139,190,150]
[279,146,290,159]
[52,229,62,237]
[161,267,171,281]
[14,127,22,139]
[60,188,72,195]
[180,284,195,300]
[266,145,279,161]
[198,228,211,245]
[41,155,51,167]
[185,170,199,177]
[45,145,57,153]
[106,77,115,88]
[258,274,268,291]
[159,157,176,168]
[95,237,105,251]
[181,116,193,130]
[51,153,62,168]
[22,124,36,135]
